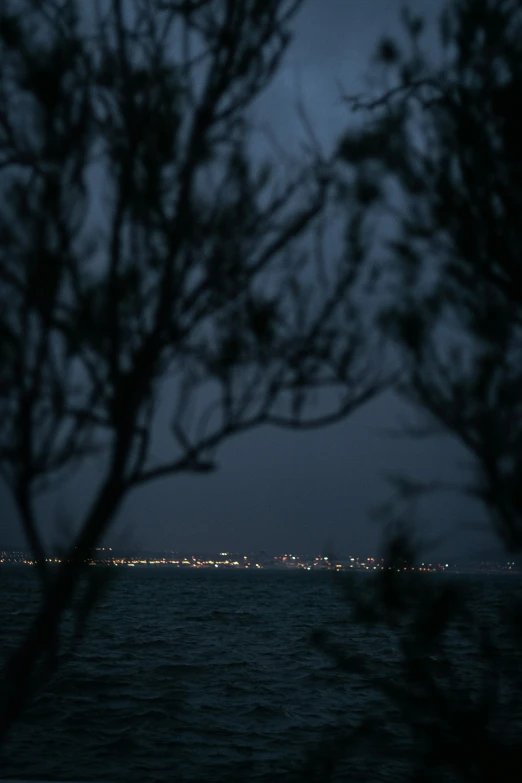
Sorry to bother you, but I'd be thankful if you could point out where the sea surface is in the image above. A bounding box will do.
[1,569,521,782]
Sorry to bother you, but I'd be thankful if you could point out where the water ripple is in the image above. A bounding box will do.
[1,570,521,782]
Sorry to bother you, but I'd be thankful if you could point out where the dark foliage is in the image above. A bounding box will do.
[0,0,388,743]
[296,1,522,780]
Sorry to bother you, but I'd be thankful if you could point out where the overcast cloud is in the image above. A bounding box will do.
[1,0,493,559]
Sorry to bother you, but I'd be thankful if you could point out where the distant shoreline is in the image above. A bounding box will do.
[1,563,520,576]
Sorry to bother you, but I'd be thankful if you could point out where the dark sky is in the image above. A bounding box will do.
[1,0,494,558]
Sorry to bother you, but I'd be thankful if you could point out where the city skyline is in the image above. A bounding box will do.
[1,544,519,574]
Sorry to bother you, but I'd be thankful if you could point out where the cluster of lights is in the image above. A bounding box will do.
[0,549,520,573]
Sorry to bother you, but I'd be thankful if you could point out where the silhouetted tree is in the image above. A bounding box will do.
[0,0,388,743]
[338,0,522,553]
[298,1,522,780]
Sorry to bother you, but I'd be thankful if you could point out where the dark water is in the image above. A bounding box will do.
[0,569,521,782]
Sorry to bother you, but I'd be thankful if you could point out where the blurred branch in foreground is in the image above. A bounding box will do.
[0,0,390,745]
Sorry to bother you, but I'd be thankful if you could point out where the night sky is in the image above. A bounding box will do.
[1,1,494,559]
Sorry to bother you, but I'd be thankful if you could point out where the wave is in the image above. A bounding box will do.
[2,572,520,783]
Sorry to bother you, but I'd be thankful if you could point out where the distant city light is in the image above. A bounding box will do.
[0,548,518,574]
